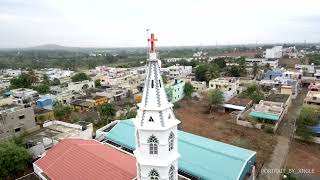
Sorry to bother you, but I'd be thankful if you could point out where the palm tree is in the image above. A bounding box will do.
[253,62,259,78]
[205,65,219,82]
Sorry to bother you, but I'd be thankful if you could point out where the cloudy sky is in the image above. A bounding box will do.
[0,0,320,48]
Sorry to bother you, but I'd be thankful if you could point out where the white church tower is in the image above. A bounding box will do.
[133,33,181,180]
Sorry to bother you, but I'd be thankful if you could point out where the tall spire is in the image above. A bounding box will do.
[133,33,180,180]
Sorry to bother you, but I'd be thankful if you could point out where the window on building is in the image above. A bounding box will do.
[14,128,21,133]
[168,113,171,119]
[18,115,25,120]
[169,165,175,180]
[148,135,159,155]
[169,132,175,151]
[149,116,154,122]
[313,97,317,101]
[151,80,154,88]
[149,169,160,180]
[159,80,161,88]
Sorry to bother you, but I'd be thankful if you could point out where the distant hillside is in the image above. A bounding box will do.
[27,44,74,51]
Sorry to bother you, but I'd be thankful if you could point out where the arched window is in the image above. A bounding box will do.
[151,80,154,88]
[159,80,161,88]
[169,165,175,180]
[168,132,175,151]
[149,169,160,180]
[148,135,159,154]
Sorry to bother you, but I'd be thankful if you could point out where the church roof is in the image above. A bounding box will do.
[35,139,136,180]
[106,119,256,180]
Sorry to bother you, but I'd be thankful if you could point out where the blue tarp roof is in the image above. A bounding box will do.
[106,119,256,180]
[263,69,284,79]
[309,123,320,134]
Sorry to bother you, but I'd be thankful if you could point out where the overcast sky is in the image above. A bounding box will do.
[1,0,320,48]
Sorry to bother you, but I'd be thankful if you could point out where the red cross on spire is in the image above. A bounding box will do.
[148,33,157,53]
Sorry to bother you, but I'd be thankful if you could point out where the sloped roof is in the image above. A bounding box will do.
[35,139,136,180]
[106,119,256,180]
[249,111,279,121]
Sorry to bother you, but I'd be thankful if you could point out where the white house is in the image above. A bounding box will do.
[264,46,283,59]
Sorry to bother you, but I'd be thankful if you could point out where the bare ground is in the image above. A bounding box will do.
[175,99,277,173]
[287,140,320,176]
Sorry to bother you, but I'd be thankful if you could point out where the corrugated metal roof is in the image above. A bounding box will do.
[35,139,136,180]
[249,111,279,121]
[106,119,256,180]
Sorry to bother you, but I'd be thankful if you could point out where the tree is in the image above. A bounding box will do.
[95,79,101,88]
[207,89,224,113]
[162,75,168,84]
[53,103,72,120]
[0,141,31,179]
[296,107,318,141]
[10,73,32,89]
[238,57,247,76]
[216,58,227,69]
[252,62,259,78]
[98,103,115,121]
[239,84,265,103]
[184,82,194,98]
[71,72,90,82]
[42,74,50,85]
[227,65,241,77]
[195,64,208,81]
[33,84,49,94]
[205,64,219,82]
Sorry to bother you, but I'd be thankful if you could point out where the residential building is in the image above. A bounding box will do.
[248,100,285,128]
[190,81,207,92]
[0,105,37,140]
[45,68,74,80]
[304,91,320,106]
[263,46,282,59]
[10,88,39,101]
[163,65,192,79]
[166,79,185,103]
[223,97,253,112]
[67,80,95,92]
[208,77,241,101]
[245,58,278,69]
[308,82,320,91]
[3,69,22,77]
[26,120,93,158]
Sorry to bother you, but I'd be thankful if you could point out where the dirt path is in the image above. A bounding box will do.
[276,88,307,137]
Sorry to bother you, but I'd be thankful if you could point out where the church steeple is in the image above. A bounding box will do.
[133,33,180,180]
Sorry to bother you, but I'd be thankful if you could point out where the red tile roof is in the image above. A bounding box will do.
[35,139,136,180]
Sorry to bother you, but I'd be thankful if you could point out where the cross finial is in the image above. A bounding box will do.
[148,33,157,53]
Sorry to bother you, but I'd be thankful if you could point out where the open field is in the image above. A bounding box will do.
[175,99,277,173]
[287,139,320,176]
